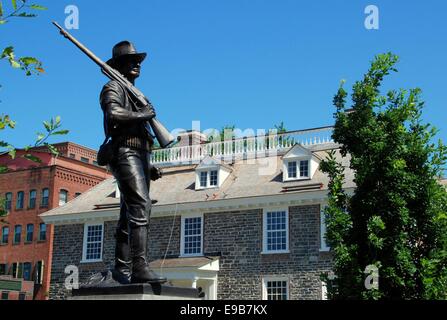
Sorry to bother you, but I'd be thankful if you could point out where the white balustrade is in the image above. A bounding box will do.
[150,127,334,165]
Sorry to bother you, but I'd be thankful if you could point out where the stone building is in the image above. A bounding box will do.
[0,142,112,300]
[41,128,355,300]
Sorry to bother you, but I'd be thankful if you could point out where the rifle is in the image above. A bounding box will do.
[52,21,175,149]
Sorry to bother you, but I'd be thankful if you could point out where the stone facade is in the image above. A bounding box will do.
[49,204,333,300]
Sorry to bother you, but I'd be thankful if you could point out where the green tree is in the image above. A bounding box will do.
[320,53,447,300]
[1,1,69,221]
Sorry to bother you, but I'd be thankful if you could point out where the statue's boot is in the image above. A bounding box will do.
[130,226,167,284]
[112,228,132,284]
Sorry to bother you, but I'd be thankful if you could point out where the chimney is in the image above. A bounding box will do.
[177,130,207,147]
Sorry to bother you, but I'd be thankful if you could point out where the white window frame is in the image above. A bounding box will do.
[82,222,104,263]
[262,277,289,300]
[320,210,330,252]
[196,168,220,190]
[283,158,311,181]
[262,208,290,254]
[180,213,204,257]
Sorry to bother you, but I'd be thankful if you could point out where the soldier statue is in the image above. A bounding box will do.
[100,41,167,284]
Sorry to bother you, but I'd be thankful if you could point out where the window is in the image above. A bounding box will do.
[75,193,82,198]
[284,158,312,181]
[35,261,44,284]
[23,263,32,281]
[11,263,18,278]
[81,157,89,163]
[197,170,220,189]
[93,161,98,166]
[69,153,76,159]
[320,210,330,252]
[18,293,26,300]
[200,172,207,188]
[59,190,68,206]
[26,224,34,243]
[300,160,309,178]
[17,263,23,278]
[82,223,104,262]
[1,226,9,244]
[16,191,24,210]
[14,225,22,244]
[4,192,12,211]
[262,278,289,300]
[287,161,297,179]
[209,170,218,187]
[1,292,9,300]
[41,188,49,207]
[263,209,289,253]
[39,223,47,241]
[0,264,6,275]
[181,215,203,256]
[29,190,37,209]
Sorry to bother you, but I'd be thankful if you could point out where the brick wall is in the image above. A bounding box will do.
[0,159,111,300]
[49,205,333,300]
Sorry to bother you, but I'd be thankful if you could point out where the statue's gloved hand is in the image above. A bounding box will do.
[150,165,163,181]
[141,107,156,120]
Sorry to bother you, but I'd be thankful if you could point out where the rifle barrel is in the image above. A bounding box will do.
[52,21,105,69]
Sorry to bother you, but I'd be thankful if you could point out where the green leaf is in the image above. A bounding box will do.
[11,0,17,10]
[45,143,59,156]
[19,56,38,65]
[0,1,4,17]
[1,46,13,59]
[51,130,69,136]
[0,20,7,24]
[43,121,51,132]
[16,12,36,17]
[29,4,46,10]
[0,165,8,173]
[35,133,45,143]
[55,115,61,125]
[10,60,20,68]
[23,153,42,163]
[8,148,16,159]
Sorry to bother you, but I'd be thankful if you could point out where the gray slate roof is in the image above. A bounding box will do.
[41,143,355,218]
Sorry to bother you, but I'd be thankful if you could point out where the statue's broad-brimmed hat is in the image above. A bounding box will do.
[106,41,147,67]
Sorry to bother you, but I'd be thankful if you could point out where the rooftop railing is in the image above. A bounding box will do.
[151,126,334,165]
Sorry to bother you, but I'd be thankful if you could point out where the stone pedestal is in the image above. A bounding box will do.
[69,270,203,300]
[70,283,202,300]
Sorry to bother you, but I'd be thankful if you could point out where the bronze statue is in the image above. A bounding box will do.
[101,41,167,284]
[53,23,174,285]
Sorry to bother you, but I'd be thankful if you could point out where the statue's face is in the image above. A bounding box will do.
[117,57,142,81]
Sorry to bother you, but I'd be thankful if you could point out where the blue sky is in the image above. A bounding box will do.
[1,0,446,151]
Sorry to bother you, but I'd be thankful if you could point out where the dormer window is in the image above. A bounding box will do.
[195,156,232,190]
[198,169,219,189]
[282,144,320,182]
[300,160,309,178]
[286,160,310,179]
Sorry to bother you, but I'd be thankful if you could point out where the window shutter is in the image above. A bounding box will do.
[17,262,24,279]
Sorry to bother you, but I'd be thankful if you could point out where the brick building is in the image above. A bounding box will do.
[41,128,355,300]
[0,142,112,300]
